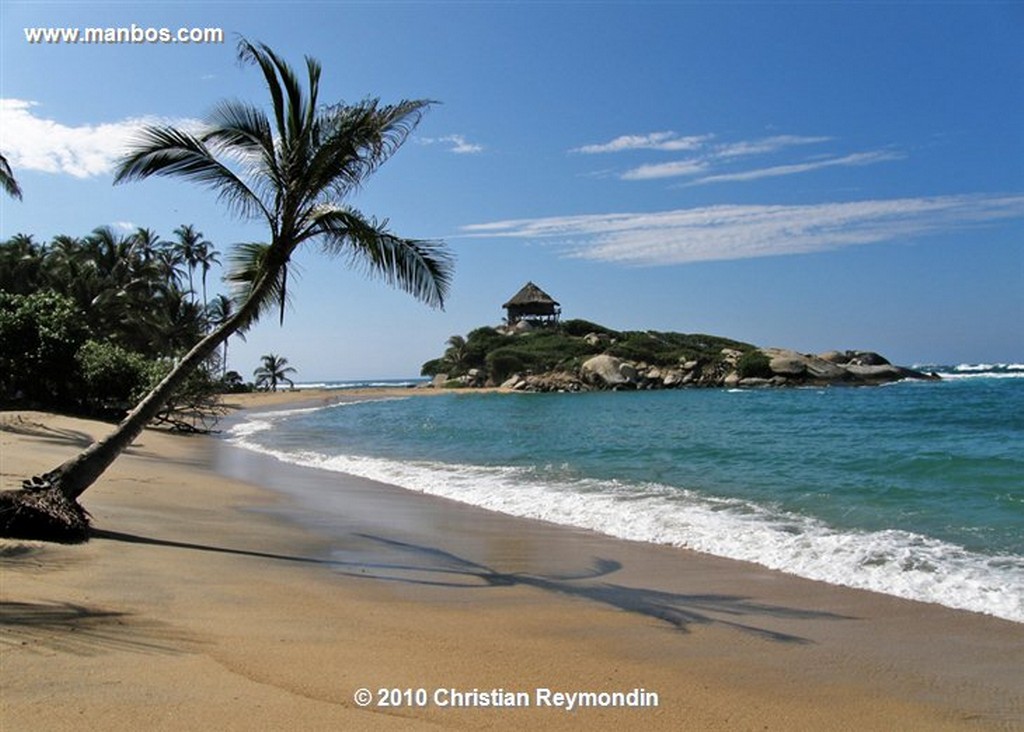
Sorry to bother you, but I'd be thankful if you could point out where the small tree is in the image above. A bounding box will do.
[254,354,297,392]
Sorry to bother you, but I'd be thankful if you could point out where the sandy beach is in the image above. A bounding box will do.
[2,390,1022,730]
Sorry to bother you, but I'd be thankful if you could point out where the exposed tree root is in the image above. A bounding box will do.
[0,476,91,544]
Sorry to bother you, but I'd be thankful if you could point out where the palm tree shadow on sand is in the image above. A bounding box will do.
[0,600,194,656]
[91,529,851,644]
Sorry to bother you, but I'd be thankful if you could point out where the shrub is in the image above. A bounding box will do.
[0,291,90,406]
[736,350,773,379]
[420,358,448,377]
[462,327,507,370]
[76,340,159,411]
[561,319,618,338]
[486,347,539,383]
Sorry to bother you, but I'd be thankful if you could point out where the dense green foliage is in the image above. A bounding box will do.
[736,350,773,379]
[560,319,617,338]
[76,340,162,410]
[0,227,231,417]
[605,330,753,365]
[0,291,89,405]
[422,321,756,384]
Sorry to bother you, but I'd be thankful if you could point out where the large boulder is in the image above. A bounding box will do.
[817,350,849,364]
[762,348,808,377]
[817,350,891,367]
[500,374,525,390]
[803,357,849,381]
[844,364,903,382]
[720,348,744,365]
[581,355,634,387]
[662,369,684,387]
[848,351,891,366]
[761,348,848,382]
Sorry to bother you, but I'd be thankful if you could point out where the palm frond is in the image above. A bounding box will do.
[314,207,453,310]
[204,100,276,164]
[302,99,433,204]
[203,100,283,208]
[114,126,269,222]
[224,242,293,328]
[237,38,287,141]
[237,38,311,145]
[1,153,23,200]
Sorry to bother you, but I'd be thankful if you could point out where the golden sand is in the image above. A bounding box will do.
[2,394,1021,730]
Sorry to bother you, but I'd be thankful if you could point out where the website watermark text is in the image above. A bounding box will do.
[24,24,225,46]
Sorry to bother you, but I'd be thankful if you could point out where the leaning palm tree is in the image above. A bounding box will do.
[1,38,452,540]
[254,353,297,392]
[1,153,22,200]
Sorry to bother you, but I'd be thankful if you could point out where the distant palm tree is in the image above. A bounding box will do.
[6,38,452,527]
[195,239,221,307]
[254,353,297,392]
[172,224,209,302]
[206,293,243,373]
[444,334,469,372]
[1,153,22,200]
[0,234,40,292]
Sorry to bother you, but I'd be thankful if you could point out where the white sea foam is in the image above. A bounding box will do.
[940,371,1024,380]
[226,418,1024,623]
[944,363,1024,378]
[292,380,425,390]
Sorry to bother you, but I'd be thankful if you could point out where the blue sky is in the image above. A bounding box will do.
[2,2,1022,380]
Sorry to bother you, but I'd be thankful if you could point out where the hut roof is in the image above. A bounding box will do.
[502,282,560,309]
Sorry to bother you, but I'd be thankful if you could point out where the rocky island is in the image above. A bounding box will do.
[421,283,938,392]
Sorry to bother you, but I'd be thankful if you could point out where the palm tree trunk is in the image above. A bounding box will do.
[48,316,237,500]
[29,262,278,502]
[1,255,285,542]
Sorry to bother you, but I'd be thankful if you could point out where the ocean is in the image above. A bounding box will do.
[226,365,1024,623]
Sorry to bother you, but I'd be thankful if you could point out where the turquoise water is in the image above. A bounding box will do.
[230,366,1024,622]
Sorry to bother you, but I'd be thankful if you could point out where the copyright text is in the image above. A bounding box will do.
[354,686,659,711]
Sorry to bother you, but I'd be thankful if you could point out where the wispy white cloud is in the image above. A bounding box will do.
[572,131,712,154]
[712,134,832,158]
[461,194,1024,267]
[691,150,905,185]
[418,134,484,154]
[572,130,895,184]
[0,98,198,179]
[621,159,708,180]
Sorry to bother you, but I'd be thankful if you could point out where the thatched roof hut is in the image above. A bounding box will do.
[503,282,561,325]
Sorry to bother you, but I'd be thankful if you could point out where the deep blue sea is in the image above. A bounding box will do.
[227,365,1024,622]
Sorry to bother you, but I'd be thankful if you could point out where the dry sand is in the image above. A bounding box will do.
[2,391,1022,730]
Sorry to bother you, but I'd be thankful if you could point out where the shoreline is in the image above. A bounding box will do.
[2,394,1023,729]
[225,386,1023,624]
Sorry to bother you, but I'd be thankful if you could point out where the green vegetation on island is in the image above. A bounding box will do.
[422,319,757,388]
[422,318,937,392]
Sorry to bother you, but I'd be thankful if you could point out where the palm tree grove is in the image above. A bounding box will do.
[0,39,454,541]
